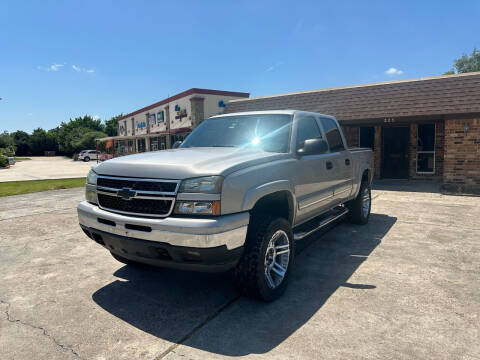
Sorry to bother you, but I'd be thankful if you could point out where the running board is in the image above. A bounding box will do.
[293,206,349,241]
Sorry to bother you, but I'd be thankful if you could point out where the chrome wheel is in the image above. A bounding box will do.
[362,187,371,218]
[264,230,290,289]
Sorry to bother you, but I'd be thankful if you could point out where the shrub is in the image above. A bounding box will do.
[0,145,15,157]
[0,155,9,168]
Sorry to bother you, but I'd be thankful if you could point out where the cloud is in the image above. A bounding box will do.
[265,61,284,73]
[92,115,100,120]
[72,64,95,73]
[385,67,404,76]
[37,63,65,72]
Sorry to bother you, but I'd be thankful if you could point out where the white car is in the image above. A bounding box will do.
[78,150,99,162]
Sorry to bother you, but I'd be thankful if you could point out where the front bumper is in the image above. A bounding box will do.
[77,201,249,271]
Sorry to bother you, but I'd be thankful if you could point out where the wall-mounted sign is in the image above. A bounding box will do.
[136,121,146,129]
[218,100,226,107]
[384,118,395,123]
[175,109,187,120]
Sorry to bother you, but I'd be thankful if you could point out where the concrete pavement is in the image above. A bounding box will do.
[0,157,92,182]
[0,185,479,359]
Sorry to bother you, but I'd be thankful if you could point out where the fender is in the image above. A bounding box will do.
[352,164,373,198]
[242,180,296,218]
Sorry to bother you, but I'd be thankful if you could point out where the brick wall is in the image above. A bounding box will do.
[442,117,480,194]
[341,126,359,147]
[409,122,444,180]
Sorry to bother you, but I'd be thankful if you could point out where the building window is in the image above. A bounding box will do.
[157,111,164,123]
[148,113,156,126]
[360,126,375,150]
[416,123,435,174]
[150,137,159,151]
[320,118,345,152]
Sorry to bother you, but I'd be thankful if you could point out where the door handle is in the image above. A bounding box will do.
[345,158,351,166]
[326,161,333,170]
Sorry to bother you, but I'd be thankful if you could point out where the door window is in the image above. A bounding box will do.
[321,118,345,152]
[416,124,435,174]
[295,116,322,150]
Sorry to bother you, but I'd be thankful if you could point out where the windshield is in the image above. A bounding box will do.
[180,114,292,153]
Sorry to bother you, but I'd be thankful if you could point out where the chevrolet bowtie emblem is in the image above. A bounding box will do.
[117,187,136,200]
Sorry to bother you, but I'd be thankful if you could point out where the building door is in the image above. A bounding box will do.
[382,126,409,178]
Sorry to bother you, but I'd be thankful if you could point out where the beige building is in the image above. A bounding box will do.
[101,88,249,154]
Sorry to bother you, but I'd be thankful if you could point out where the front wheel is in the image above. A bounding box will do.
[346,181,371,224]
[83,156,90,162]
[234,216,294,302]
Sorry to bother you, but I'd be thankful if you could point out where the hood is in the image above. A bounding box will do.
[93,147,290,179]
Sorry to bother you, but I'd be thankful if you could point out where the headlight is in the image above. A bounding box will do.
[179,176,222,193]
[85,169,98,204]
[87,169,98,185]
[175,201,220,215]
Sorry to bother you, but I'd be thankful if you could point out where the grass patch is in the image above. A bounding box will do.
[0,178,86,197]
[14,157,31,161]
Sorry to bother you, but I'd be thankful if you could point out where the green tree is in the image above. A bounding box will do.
[104,114,122,137]
[29,128,48,155]
[0,131,14,148]
[11,130,31,156]
[444,48,480,75]
[70,130,107,154]
[57,115,105,155]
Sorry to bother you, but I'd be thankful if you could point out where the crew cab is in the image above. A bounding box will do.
[78,110,373,301]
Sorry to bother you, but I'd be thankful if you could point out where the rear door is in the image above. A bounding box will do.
[294,114,335,224]
[319,117,353,202]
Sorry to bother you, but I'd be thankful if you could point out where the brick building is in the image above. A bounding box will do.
[224,72,480,194]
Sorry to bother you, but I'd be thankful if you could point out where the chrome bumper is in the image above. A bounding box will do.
[77,201,249,250]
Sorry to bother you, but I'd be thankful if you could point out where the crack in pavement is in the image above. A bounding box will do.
[0,300,84,359]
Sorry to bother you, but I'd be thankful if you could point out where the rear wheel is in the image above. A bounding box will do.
[234,215,294,301]
[346,181,371,224]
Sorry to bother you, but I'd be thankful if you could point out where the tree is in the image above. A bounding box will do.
[104,114,122,137]
[57,115,105,155]
[29,128,48,155]
[0,131,14,148]
[11,130,31,156]
[444,48,480,75]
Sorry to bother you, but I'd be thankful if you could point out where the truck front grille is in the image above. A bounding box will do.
[97,177,178,193]
[96,176,180,217]
[97,194,173,217]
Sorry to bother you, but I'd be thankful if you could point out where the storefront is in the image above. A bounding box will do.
[224,72,480,194]
[97,88,249,155]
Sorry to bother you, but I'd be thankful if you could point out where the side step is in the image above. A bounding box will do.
[293,206,349,241]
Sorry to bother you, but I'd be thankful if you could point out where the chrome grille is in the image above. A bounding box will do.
[96,176,179,217]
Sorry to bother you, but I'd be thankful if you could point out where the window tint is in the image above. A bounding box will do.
[295,116,322,150]
[321,118,345,152]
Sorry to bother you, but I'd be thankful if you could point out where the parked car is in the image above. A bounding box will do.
[77,110,374,301]
[78,150,99,162]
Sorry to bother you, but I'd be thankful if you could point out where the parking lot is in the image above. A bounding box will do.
[0,157,91,182]
[1,184,479,359]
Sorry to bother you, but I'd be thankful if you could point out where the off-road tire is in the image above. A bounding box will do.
[234,215,294,302]
[346,181,371,225]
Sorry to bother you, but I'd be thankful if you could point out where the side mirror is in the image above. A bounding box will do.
[297,138,329,156]
[172,141,182,149]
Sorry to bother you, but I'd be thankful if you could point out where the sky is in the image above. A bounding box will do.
[0,0,479,133]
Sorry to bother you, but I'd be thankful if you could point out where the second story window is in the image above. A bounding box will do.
[157,111,164,123]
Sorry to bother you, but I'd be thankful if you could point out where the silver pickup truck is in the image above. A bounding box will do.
[78,110,373,301]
